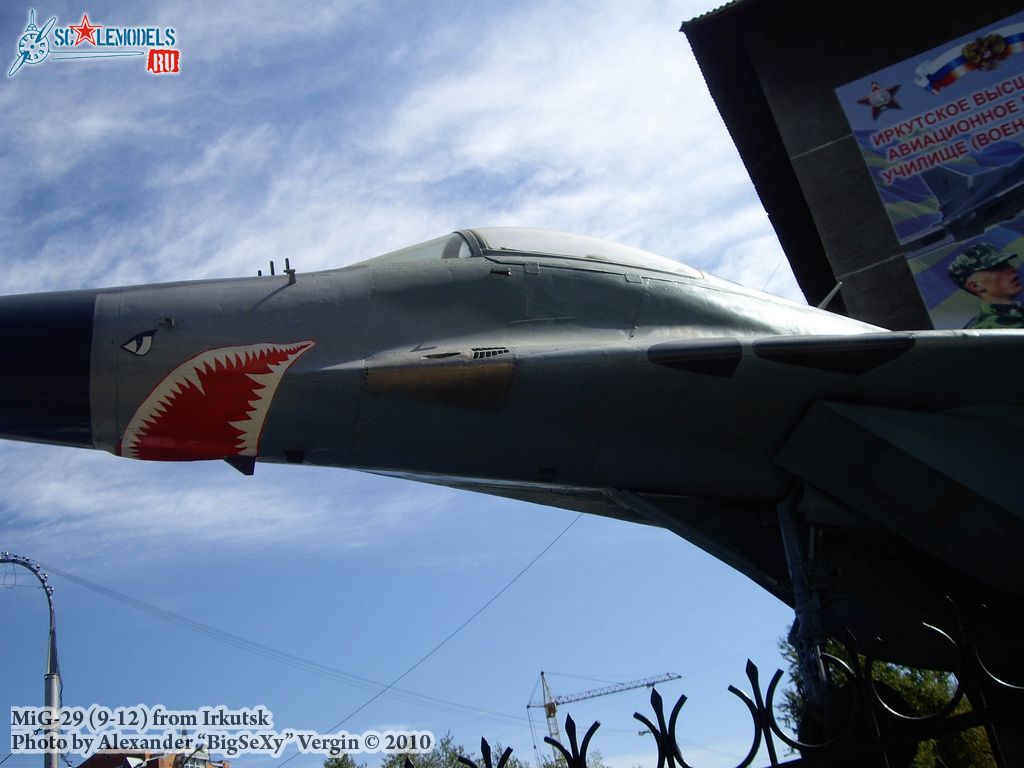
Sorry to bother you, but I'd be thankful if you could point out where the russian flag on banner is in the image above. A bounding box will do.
[914,23,1024,93]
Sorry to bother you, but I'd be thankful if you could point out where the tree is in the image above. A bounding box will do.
[778,627,995,767]
[378,733,469,768]
[377,733,534,768]
[374,732,607,768]
[324,755,366,768]
[536,748,609,768]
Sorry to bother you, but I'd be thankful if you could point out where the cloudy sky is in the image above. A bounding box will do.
[0,3,802,768]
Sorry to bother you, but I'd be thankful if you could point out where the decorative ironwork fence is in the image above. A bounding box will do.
[433,606,1024,768]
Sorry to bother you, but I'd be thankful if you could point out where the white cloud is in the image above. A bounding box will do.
[0,442,456,566]
[3,0,789,298]
[0,0,804,565]
[373,1,753,244]
[712,234,805,303]
[152,0,369,63]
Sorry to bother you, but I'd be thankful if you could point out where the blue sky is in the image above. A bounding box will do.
[0,3,802,768]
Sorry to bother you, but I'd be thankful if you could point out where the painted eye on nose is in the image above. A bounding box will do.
[121,330,157,356]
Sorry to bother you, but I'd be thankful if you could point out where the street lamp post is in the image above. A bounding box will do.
[1,552,61,768]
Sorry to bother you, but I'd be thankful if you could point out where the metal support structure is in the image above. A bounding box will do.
[816,281,844,310]
[1,552,61,768]
[776,493,829,709]
[540,672,562,766]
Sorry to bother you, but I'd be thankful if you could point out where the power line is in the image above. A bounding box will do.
[275,512,584,768]
[327,513,584,729]
[37,511,581,732]
[34,562,523,726]
[761,254,785,292]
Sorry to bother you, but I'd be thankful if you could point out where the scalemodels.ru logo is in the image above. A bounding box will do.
[8,9,180,77]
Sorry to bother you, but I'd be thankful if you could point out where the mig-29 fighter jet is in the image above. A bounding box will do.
[1,227,1022,684]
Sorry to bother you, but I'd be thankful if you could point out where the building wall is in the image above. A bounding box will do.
[684,0,1022,329]
[78,750,230,768]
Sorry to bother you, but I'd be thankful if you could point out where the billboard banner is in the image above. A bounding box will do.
[836,11,1024,329]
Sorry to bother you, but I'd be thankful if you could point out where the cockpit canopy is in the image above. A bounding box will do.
[362,227,701,278]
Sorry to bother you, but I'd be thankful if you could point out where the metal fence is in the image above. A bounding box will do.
[440,606,1023,768]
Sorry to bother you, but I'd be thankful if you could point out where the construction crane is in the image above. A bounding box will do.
[528,671,681,765]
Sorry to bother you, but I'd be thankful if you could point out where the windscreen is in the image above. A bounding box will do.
[471,227,701,278]
[361,233,474,265]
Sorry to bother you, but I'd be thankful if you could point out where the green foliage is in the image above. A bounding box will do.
[324,755,366,768]
[779,628,995,768]
[378,733,463,768]
[377,733,532,768]
[536,748,609,768]
[368,732,607,768]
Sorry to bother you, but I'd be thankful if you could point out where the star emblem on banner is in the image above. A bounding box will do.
[68,13,102,46]
[856,82,901,120]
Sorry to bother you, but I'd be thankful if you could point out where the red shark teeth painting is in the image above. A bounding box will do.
[119,341,315,461]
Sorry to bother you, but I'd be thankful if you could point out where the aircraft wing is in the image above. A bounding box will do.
[362,470,787,597]
[363,329,1024,657]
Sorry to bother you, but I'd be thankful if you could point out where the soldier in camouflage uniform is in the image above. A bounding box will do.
[947,242,1024,329]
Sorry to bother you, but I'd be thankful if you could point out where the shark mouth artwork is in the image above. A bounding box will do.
[118,341,315,461]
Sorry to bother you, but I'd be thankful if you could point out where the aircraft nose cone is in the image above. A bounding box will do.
[0,290,96,448]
